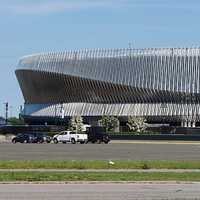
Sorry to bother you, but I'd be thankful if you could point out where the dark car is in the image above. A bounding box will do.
[30,132,52,143]
[86,126,110,144]
[12,133,34,143]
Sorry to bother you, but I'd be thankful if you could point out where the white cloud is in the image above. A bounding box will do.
[0,0,122,15]
[0,0,199,15]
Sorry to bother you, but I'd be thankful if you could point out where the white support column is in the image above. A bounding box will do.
[192,121,196,128]
[184,121,187,127]
[181,121,184,127]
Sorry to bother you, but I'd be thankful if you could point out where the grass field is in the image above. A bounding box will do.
[1,160,200,182]
[0,160,200,169]
[1,171,200,182]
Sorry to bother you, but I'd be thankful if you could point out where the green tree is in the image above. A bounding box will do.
[69,116,84,133]
[98,116,119,132]
[127,116,147,133]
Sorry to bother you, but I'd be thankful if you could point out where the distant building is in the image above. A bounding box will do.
[15,48,200,127]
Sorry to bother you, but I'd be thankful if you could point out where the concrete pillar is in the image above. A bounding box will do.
[181,121,184,127]
[188,121,192,127]
[184,121,187,127]
[192,121,196,128]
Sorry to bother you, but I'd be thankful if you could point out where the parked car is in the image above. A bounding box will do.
[86,126,110,144]
[12,133,34,143]
[53,131,88,144]
[31,132,52,143]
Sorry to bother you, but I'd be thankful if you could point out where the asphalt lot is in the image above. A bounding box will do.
[0,142,200,160]
[0,183,200,200]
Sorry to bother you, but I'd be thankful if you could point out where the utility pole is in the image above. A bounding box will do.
[4,102,8,125]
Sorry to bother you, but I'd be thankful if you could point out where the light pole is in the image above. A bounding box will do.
[3,102,8,125]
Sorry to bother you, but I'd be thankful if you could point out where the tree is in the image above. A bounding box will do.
[98,116,119,132]
[127,116,147,133]
[69,116,84,133]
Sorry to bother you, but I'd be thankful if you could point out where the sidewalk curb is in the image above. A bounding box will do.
[111,140,200,145]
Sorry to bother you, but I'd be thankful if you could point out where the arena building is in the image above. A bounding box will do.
[16,48,200,127]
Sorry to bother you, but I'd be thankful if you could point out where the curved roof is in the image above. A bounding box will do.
[16,48,200,120]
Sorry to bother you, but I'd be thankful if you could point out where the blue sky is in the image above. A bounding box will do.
[0,0,200,117]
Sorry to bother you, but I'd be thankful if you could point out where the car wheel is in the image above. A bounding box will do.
[39,139,44,144]
[104,141,109,144]
[97,140,101,144]
[71,138,76,144]
[12,139,16,144]
[53,138,58,144]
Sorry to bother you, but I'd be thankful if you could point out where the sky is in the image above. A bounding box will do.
[0,0,200,117]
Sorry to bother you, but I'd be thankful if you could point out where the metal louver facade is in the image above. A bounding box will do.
[15,48,200,126]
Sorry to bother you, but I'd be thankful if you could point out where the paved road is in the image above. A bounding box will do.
[0,183,200,200]
[0,143,200,160]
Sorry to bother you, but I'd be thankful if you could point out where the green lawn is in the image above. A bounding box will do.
[1,171,200,182]
[0,160,200,169]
